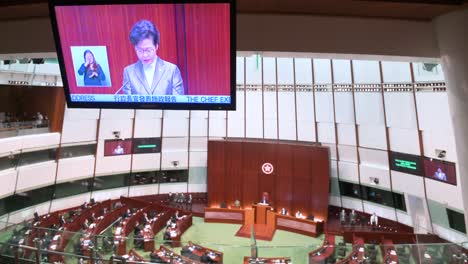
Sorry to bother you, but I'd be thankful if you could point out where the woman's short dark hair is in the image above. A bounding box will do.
[129,20,160,46]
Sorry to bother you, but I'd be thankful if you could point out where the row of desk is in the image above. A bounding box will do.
[308,234,335,263]
[336,236,365,264]
[204,207,324,237]
[243,256,292,263]
[381,239,399,264]
[49,200,111,263]
[153,245,203,263]
[181,242,223,263]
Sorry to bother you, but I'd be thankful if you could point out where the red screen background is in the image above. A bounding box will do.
[55,4,230,96]
[423,158,457,185]
[104,139,133,156]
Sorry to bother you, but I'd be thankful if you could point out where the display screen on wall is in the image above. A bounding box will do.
[104,139,133,156]
[389,151,424,176]
[49,0,235,110]
[132,138,162,154]
[424,158,457,185]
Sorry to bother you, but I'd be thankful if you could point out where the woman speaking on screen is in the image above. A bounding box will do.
[122,20,184,95]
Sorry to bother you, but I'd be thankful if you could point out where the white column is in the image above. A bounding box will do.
[434,9,468,228]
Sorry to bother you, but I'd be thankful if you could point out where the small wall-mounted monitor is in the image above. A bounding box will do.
[104,139,133,157]
[49,0,235,110]
[389,151,424,176]
[132,138,162,154]
[424,157,457,185]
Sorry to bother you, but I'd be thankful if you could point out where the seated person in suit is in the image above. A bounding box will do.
[133,221,141,235]
[163,225,177,242]
[90,212,97,223]
[134,231,144,249]
[82,219,90,230]
[280,208,288,216]
[295,210,306,219]
[220,201,227,208]
[170,210,183,224]
[307,213,315,221]
[123,209,132,219]
[233,199,241,208]
[33,212,40,223]
[59,215,66,226]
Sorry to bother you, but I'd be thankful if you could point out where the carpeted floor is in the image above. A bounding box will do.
[135,217,324,264]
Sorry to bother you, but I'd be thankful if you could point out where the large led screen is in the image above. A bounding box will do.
[49,0,235,110]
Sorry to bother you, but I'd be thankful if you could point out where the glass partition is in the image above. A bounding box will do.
[0,120,50,139]
[0,216,466,264]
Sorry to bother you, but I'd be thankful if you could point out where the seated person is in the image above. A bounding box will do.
[142,212,150,225]
[233,199,241,208]
[33,212,40,223]
[59,215,66,226]
[123,209,132,219]
[90,213,97,223]
[307,213,315,221]
[82,219,90,230]
[134,231,144,249]
[133,221,141,235]
[220,201,227,208]
[295,210,306,219]
[172,210,184,222]
[280,207,288,216]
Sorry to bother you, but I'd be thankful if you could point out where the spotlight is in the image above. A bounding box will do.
[112,131,120,139]
[438,150,446,159]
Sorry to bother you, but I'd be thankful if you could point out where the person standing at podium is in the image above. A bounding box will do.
[259,192,269,205]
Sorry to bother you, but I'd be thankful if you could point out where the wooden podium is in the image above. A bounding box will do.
[253,204,273,224]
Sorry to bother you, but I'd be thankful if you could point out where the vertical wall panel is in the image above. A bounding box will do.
[278,91,296,140]
[227,91,245,137]
[246,91,263,138]
[296,91,315,142]
[264,91,278,139]
[335,93,355,124]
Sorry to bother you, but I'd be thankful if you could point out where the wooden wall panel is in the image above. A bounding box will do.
[310,148,331,221]
[207,141,225,207]
[224,141,243,206]
[208,139,331,221]
[292,145,312,215]
[258,142,276,205]
[275,144,294,212]
[241,142,261,207]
